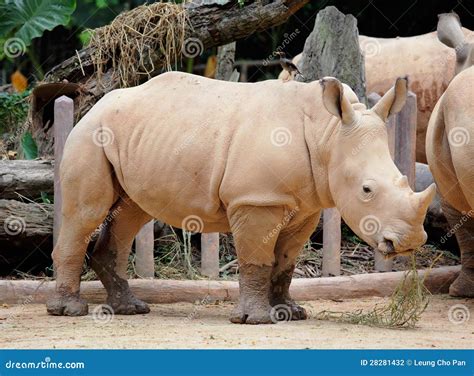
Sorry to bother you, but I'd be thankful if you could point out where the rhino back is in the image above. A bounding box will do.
[97,72,316,228]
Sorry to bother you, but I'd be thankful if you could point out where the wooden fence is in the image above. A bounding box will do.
[52,89,417,279]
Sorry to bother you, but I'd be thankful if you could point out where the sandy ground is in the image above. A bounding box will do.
[0,295,472,349]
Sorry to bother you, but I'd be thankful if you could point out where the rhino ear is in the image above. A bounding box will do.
[372,77,408,122]
[320,77,357,126]
[437,12,465,49]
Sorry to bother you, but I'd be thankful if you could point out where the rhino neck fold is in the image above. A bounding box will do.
[303,112,337,209]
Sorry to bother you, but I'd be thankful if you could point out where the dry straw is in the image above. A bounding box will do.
[316,252,442,328]
[88,2,189,87]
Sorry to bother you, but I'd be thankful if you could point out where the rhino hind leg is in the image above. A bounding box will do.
[228,206,286,324]
[90,196,153,314]
[270,265,307,320]
[441,200,474,298]
[47,144,117,316]
[270,215,321,321]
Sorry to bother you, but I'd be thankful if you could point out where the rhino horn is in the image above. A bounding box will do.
[413,183,436,217]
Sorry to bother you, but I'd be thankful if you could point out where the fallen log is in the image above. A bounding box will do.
[0,199,52,238]
[0,160,53,200]
[0,266,460,304]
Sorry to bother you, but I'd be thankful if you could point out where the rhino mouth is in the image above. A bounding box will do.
[377,238,414,259]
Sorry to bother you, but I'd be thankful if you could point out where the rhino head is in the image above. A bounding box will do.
[437,12,474,74]
[320,77,436,257]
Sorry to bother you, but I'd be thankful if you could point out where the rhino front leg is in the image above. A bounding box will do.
[270,214,320,321]
[91,197,153,314]
[441,200,474,298]
[228,205,285,324]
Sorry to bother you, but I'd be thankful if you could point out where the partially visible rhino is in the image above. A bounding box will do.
[278,20,474,164]
[47,72,435,323]
[426,13,474,298]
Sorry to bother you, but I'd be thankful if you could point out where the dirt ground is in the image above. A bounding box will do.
[0,295,472,349]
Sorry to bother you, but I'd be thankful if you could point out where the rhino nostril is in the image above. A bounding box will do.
[377,237,396,256]
[383,237,395,253]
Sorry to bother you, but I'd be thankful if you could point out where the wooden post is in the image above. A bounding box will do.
[53,96,74,247]
[135,221,155,278]
[201,233,220,278]
[322,208,341,276]
[199,43,240,279]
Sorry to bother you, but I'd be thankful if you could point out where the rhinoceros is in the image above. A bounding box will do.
[46,72,435,323]
[279,17,474,164]
[426,13,474,298]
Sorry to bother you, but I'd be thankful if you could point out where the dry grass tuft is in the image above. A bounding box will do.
[315,252,437,328]
[88,2,189,87]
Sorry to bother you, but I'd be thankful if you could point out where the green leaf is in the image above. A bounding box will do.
[0,0,76,46]
[21,132,38,160]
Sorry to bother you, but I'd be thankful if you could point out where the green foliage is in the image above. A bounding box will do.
[0,90,30,133]
[0,0,77,47]
[20,131,38,159]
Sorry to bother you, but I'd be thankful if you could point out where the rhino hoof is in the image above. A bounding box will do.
[289,303,308,320]
[229,305,273,324]
[107,296,150,315]
[46,295,89,316]
[449,270,474,298]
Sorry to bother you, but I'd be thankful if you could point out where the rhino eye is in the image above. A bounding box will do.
[363,185,372,193]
